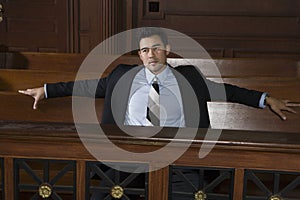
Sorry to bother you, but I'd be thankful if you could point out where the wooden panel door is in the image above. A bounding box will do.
[0,0,74,52]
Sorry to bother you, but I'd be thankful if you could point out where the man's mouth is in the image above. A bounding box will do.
[149,60,158,65]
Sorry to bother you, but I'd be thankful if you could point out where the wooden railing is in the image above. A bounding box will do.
[1,121,300,199]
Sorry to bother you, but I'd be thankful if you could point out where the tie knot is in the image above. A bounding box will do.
[152,77,159,93]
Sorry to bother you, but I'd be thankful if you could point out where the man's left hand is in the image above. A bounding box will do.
[265,96,297,120]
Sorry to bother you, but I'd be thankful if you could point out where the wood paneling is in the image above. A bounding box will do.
[78,0,128,53]
[0,0,75,52]
[1,0,299,57]
[134,0,300,58]
[164,0,300,16]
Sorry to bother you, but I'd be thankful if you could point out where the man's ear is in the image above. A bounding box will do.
[166,44,171,55]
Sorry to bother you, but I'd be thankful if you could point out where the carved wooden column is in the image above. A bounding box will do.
[79,0,127,53]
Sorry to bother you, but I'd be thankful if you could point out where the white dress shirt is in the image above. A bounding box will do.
[124,66,185,127]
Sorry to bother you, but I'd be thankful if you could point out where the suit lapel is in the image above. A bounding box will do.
[110,65,144,126]
[171,67,200,128]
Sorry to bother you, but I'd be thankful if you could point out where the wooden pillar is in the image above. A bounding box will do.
[148,166,169,200]
[79,0,127,53]
[76,160,86,199]
[99,0,127,54]
[4,157,14,200]
[233,168,245,200]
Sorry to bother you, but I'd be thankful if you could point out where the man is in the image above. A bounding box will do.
[19,27,296,128]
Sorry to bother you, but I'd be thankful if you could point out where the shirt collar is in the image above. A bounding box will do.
[145,65,170,85]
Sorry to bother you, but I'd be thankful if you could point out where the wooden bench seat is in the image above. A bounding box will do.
[210,77,300,101]
[2,52,300,77]
[0,54,299,133]
[0,52,142,72]
[0,91,299,132]
[0,91,103,124]
[167,58,300,78]
[0,69,99,91]
[208,102,300,133]
[1,69,299,100]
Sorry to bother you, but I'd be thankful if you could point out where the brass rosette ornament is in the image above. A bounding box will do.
[194,190,207,200]
[38,183,52,199]
[269,195,282,200]
[111,185,124,199]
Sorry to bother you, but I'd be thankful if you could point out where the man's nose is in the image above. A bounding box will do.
[148,48,155,57]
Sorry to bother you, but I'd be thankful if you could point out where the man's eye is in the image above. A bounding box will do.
[155,47,164,52]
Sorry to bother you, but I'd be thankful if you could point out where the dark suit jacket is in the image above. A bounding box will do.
[47,64,263,128]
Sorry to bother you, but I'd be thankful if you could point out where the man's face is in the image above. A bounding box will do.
[138,35,170,75]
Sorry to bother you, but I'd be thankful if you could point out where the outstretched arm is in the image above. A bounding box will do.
[18,78,106,110]
[265,96,297,120]
[204,78,297,120]
[18,87,45,110]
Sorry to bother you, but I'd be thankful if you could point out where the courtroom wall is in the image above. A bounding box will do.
[133,0,300,58]
[0,0,299,58]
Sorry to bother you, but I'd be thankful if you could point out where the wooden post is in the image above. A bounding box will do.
[4,157,14,200]
[233,168,245,200]
[148,166,169,200]
[76,160,86,199]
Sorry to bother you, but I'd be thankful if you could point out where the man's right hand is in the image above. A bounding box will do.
[18,87,45,110]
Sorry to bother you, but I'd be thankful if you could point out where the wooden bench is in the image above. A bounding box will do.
[1,91,299,132]
[0,52,300,200]
[2,52,300,77]
[0,54,299,132]
[0,52,141,72]
[1,81,300,134]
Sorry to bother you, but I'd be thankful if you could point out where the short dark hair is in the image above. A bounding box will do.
[137,27,168,47]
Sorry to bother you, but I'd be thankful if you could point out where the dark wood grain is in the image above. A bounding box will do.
[0,121,300,198]
[0,54,299,199]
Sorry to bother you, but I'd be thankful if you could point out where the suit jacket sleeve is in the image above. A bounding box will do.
[204,78,263,108]
[175,65,264,108]
[45,64,135,99]
[46,78,107,98]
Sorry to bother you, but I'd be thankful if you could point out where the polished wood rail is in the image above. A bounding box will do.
[0,121,300,199]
